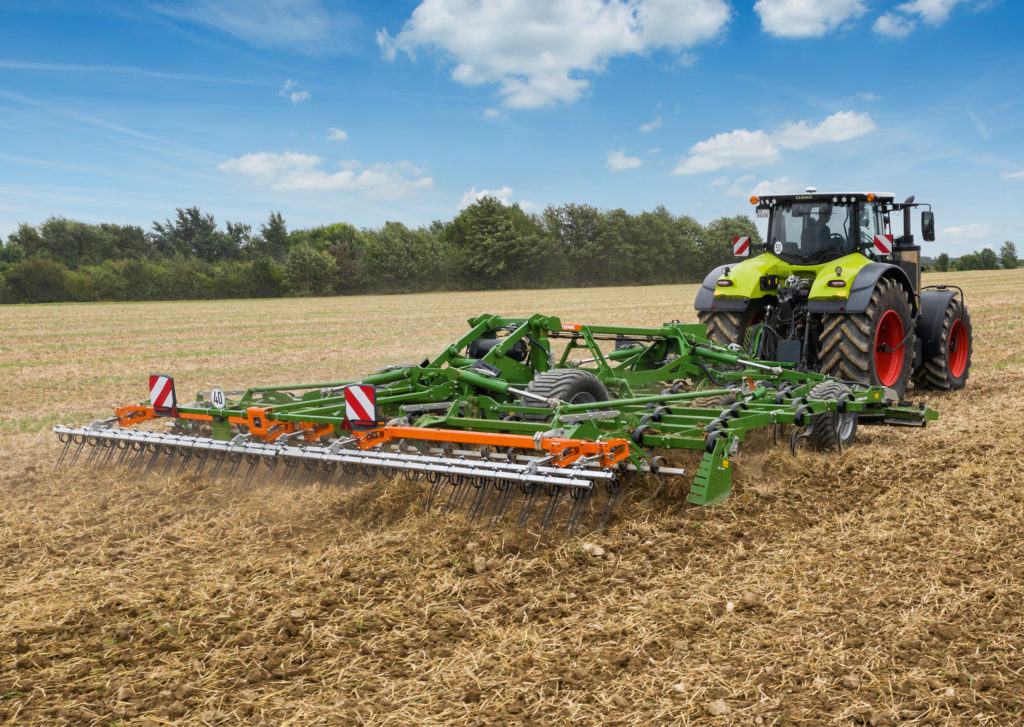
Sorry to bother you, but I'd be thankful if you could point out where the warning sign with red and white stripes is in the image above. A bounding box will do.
[873,234,894,255]
[733,236,750,256]
[344,384,377,426]
[149,374,178,416]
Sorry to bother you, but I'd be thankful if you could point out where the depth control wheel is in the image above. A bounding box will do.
[521,369,609,421]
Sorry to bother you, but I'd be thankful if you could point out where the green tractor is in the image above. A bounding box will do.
[695,189,973,399]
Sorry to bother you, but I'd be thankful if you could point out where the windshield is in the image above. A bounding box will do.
[766,202,856,263]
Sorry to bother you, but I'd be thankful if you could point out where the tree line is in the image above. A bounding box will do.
[0,200,757,304]
[929,242,1018,272]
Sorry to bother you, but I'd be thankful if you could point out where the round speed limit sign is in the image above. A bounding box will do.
[210,387,226,409]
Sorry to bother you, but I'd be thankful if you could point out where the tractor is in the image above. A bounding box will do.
[695,190,973,407]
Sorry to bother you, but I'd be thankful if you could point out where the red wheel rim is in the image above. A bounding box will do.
[948,319,968,378]
[874,309,904,387]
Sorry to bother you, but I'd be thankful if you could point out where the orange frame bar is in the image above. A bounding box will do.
[352,425,629,469]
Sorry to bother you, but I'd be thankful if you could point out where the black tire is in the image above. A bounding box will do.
[521,369,609,421]
[805,380,857,450]
[914,297,973,390]
[818,278,915,398]
[697,307,763,352]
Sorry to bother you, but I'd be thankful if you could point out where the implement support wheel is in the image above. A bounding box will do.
[522,369,609,421]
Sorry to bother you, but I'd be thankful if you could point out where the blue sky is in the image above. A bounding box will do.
[0,0,1021,256]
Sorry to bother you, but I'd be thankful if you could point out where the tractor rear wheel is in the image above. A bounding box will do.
[522,369,609,421]
[698,305,764,354]
[805,380,857,450]
[914,296,973,390]
[818,277,915,398]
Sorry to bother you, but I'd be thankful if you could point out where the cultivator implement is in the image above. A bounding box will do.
[55,314,937,533]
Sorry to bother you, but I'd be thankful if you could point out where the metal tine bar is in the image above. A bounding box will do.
[126,443,148,471]
[239,455,260,481]
[488,479,516,523]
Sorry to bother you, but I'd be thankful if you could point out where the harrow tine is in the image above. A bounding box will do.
[84,438,103,466]
[97,439,118,468]
[114,440,133,467]
[126,442,147,471]
[55,433,75,467]
[465,478,492,522]
[66,435,89,467]
[515,483,540,529]
[595,478,625,534]
[175,447,195,475]
[489,478,517,523]
[193,450,211,476]
[565,486,594,534]
[159,446,178,476]
[538,485,566,531]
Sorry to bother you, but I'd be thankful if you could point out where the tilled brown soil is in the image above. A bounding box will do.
[2,270,1023,725]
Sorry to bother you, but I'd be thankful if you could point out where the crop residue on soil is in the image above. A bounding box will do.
[2,270,1024,725]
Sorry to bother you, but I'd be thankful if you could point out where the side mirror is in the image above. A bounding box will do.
[921,211,935,241]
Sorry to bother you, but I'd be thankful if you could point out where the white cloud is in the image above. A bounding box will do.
[727,174,755,196]
[280,79,310,104]
[151,0,354,55]
[1002,170,1024,180]
[873,12,915,37]
[218,152,434,200]
[378,0,731,108]
[873,0,983,38]
[754,0,866,38]
[672,111,876,175]
[458,185,516,209]
[606,149,642,171]
[647,147,661,154]
[708,175,729,187]
[751,177,803,195]
[482,107,501,119]
[856,91,879,101]
[326,127,347,141]
[941,223,991,239]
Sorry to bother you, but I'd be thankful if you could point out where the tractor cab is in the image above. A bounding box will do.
[756,191,895,265]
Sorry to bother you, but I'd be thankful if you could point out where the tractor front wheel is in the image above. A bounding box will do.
[914,296,973,390]
[818,278,915,398]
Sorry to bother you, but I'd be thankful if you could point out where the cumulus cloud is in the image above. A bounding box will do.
[872,0,982,38]
[606,149,642,171]
[754,0,866,38]
[873,12,915,37]
[378,0,731,108]
[218,152,433,200]
[280,79,310,104]
[151,0,354,55]
[458,185,516,209]
[672,111,876,175]
[326,127,347,141]
[751,177,803,195]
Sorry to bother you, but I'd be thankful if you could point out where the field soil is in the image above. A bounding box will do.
[2,270,1023,726]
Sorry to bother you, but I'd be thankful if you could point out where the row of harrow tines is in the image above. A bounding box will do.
[54,313,937,533]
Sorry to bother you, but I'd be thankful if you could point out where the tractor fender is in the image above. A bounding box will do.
[694,264,750,313]
[915,288,958,360]
[807,263,917,316]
